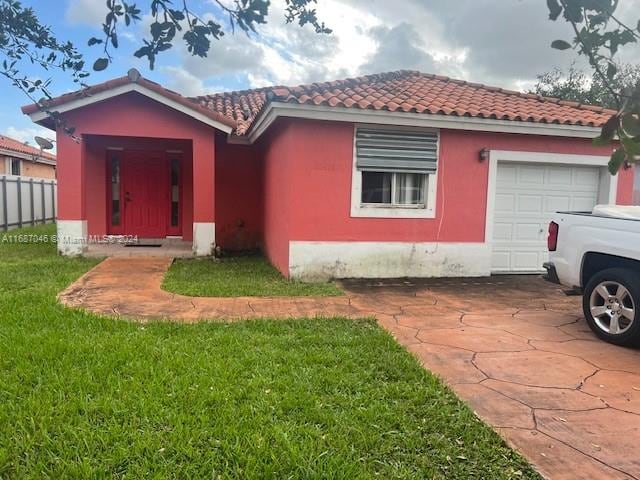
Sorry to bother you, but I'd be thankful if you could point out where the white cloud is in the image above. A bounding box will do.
[161,66,225,96]
[159,0,640,95]
[120,31,137,43]
[360,23,436,75]
[165,0,379,91]
[161,67,206,96]
[65,0,107,26]
[295,0,379,76]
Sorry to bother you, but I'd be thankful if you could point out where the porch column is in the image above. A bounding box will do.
[192,134,216,256]
[55,131,87,256]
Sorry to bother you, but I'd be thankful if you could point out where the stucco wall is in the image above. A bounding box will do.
[56,92,215,244]
[634,165,640,205]
[257,118,634,279]
[280,119,633,244]
[20,160,56,179]
[259,121,293,275]
[215,133,263,250]
[81,136,193,238]
[0,156,55,178]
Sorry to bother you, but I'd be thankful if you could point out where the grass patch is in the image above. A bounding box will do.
[162,255,343,297]
[0,225,539,479]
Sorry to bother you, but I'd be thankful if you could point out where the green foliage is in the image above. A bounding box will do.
[0,0,87,138]
[0,1,87,94]
[163,255,343,297]
[531,63,640,109]
[547,0,640,173]
[92,0,331,71]
[0,0,330,124]
[0,225,539,478]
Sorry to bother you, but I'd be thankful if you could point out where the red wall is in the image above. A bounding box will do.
[617,163,635,205]
[215,132,263,250]
[273,119,633,244]
[56,92,216,240]
[259,121,294,274]
[55,92,635,260]
[82,136,193,238]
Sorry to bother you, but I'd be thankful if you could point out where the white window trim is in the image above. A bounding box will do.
[9,157,21,176]
[484,150,618,244]
[350,125,438,219]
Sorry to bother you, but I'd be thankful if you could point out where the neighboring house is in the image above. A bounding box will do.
[21,69,635,279]
[0,134,56,179]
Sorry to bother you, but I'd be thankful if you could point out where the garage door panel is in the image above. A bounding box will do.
[492,162,601,273]
[497,165,517,183]
[491,251,511,271]
[493,222,513,241]
[515,223,543,241]
[571,195,598,211]
[495,193,516,212]
[546,166,572,185]
[519,166,545,184]
[491,249,550,272]
[513,251,543,269]
[517,194,543,213]
[575,168,600,186]
[544,195,571,213]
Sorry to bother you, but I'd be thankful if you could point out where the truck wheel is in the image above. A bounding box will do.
[583,268,640,347]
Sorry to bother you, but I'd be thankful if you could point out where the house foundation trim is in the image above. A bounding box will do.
[57,220,88,256]
[288,241,491,281]
[193,222,216,256]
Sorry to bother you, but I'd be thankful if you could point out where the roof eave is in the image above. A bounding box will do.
[0,147,56,163]
[242,101,605,144]
[23,81,235,134]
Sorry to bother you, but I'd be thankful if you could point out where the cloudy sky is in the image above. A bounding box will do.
[3,0,639,147]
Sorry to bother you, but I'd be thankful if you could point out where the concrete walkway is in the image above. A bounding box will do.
[59,257,640,480]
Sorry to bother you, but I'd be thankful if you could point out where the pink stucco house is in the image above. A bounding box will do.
[22,69,635,280]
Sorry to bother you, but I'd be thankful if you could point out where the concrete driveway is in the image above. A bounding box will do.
[342,276,640,480]
[61,258,640,479]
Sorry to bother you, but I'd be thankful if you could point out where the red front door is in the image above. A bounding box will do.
[121,151,168,237]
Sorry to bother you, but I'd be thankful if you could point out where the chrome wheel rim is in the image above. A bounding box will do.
[589,281,636,335]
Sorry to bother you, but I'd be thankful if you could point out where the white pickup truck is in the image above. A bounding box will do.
[544,205,640,346]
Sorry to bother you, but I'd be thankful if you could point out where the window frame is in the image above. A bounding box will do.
[360,171,427,209]
[106,150,124,235]
[350,125,439,219]
[9,158,21,176]
[166,153,183,237]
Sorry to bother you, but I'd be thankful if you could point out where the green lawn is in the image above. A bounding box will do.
[0,225,539,479]
[163,255,343,297]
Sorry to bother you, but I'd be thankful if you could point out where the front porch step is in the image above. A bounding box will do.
[85,238,195,258]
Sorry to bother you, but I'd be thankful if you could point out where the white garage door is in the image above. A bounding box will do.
[492,162,601,273]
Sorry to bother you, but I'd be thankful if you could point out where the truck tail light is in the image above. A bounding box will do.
[548,221,559,252]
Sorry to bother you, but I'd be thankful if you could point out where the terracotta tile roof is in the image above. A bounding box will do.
[0,135,56,162]
[191,87,272,136]
[23,69,615,138]
[21,71,237,130]
[192,70,615,136]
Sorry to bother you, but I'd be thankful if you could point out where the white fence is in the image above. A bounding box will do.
[1,175,57,231]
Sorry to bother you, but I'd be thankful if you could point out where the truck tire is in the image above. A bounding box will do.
[583,268,640,347]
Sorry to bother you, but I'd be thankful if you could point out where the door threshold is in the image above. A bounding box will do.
[124,243,163,248]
